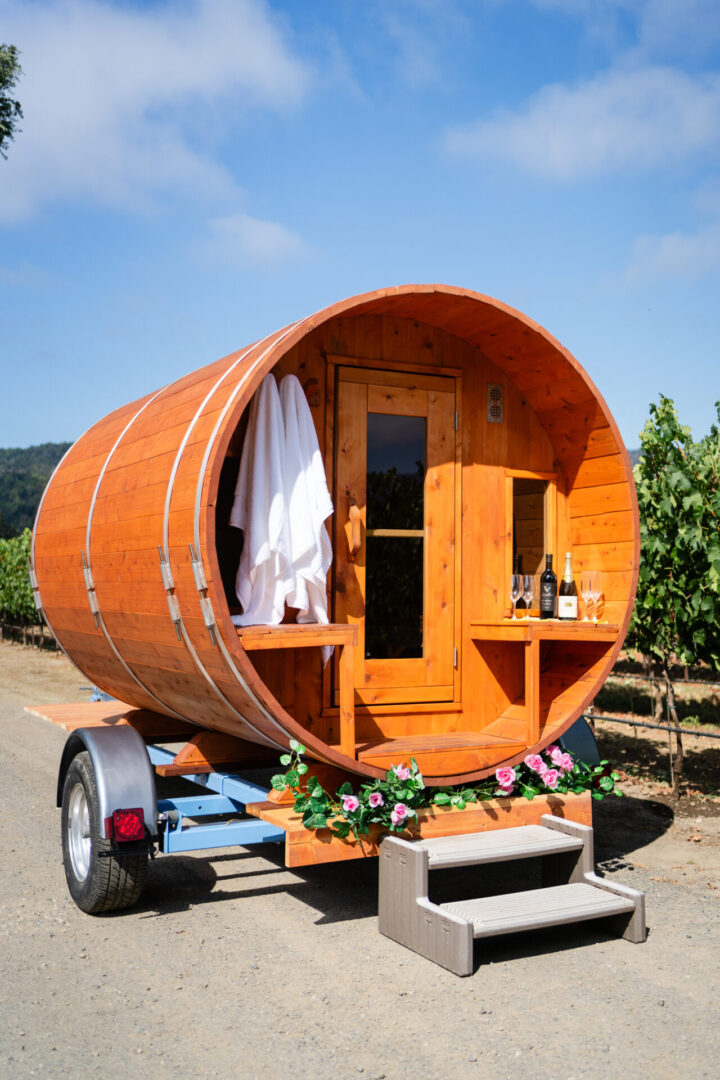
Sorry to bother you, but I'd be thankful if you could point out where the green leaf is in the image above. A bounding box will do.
[279,754,292,767]
[285,769,300,787]
[270,774,287,791]
[433,792,452,805]
[297,762,309,776]
[331,821,352,839]
[289,738,299,751]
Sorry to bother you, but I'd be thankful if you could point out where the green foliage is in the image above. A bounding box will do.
[0,442,72,537]
[0,43,23,159]
[627,396,720,671]
[270,745,621,841]
[0,528,36,624]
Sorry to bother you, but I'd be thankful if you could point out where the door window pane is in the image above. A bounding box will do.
[366,413,425,530]
[365,537,423,659]
[365,412,426,658]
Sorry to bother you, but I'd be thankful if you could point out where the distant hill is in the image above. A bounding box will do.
[0,442,72,538]
[628,448,641,467]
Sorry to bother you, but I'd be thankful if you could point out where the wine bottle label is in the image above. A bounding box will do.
[540,582,556,612]
[558,595,578,619]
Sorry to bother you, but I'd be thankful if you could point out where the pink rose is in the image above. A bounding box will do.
[542,768,560,790]
[559,753,574,773]
[546,745,559,757]
[550,746,565,767]
[524,754,544,773]
[368,791,384,808]
[341,794,359,813]
[495,767,517,789]
[391,803,411,826]
[536,759,549,776]
[392,764,411,781]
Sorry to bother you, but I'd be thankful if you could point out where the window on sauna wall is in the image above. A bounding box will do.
[364,413,425,659]
[512,477,547,577]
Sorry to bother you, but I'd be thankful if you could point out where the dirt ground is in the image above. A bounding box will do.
[1,639,718,1080]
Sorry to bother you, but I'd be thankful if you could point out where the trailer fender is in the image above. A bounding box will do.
[57,726,159,839]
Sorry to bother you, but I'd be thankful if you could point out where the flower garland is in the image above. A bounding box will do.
[271,742,621,842]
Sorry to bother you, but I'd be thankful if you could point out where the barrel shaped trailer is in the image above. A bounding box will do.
[32,284,639,916]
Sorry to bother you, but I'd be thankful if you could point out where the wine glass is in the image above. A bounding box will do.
[510,574,522,619]
[581,570,594,621]
[522,573,535,616]
[590,570,602,622]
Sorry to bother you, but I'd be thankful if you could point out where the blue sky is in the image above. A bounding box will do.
[1,0,719,450]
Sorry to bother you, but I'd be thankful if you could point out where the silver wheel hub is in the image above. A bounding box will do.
[67,782,91,881]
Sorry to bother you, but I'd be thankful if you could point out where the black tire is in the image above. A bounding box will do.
[61,751,148,913]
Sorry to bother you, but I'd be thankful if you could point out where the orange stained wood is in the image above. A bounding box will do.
[32,284,639,786]
[237,623,357,759]
[245,790,593,868]
[356,731,525,778]
[333,365,458,706]
[24,701,197,739]
[154,731,278,777]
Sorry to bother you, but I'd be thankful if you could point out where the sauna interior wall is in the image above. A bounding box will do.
[224,311,631,748]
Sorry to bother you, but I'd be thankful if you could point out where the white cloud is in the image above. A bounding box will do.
[636,0,720,58]
[625,220,720,280]
[445,65,720,180]
[372,0,469,88]
[0,0,312,223]
[203,212,306,267]
[524,0,720,58]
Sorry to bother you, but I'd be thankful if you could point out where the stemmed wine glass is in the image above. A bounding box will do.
[522,574,535,616]
[590,570,602,622]
[510,574,522,619]
[581,571,594,621]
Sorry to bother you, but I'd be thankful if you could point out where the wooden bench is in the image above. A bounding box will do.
[236,623,358,759]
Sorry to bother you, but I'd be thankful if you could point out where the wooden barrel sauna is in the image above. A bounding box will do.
[32,284,639,785]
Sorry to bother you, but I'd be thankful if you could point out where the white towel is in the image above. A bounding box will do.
[230,373,290,626]
[279,374,334,662]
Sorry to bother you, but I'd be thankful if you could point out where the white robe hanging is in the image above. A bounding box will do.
[279,374,334,661]
[230,373,290,626]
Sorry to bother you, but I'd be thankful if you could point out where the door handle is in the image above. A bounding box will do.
[348,501,362,560]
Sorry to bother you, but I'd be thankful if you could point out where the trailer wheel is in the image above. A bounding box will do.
[61,751,148,913]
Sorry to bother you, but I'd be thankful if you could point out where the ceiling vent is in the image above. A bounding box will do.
[487,382,504,423]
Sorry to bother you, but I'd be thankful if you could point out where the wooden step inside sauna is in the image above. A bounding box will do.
[357,731,525,776]
[378,815,646,976]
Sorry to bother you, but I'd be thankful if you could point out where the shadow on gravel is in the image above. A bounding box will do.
[592,794,674,871]
[121,793,670,933]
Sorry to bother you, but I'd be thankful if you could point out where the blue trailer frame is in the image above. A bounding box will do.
[146,742,285,854]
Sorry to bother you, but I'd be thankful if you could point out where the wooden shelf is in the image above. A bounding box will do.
[471,620,619,748]
[236,623,357,650]
[470,619,619,643]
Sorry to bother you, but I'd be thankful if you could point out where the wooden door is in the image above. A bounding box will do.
[334,366,457,706]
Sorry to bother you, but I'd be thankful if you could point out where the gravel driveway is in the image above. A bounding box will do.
[1,641,718,1080]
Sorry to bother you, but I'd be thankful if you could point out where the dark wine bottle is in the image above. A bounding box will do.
[514,554,526,610]
[558,551,578,620]
[539,553,557,619]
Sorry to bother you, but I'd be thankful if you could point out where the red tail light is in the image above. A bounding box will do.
[111,808,146,842]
